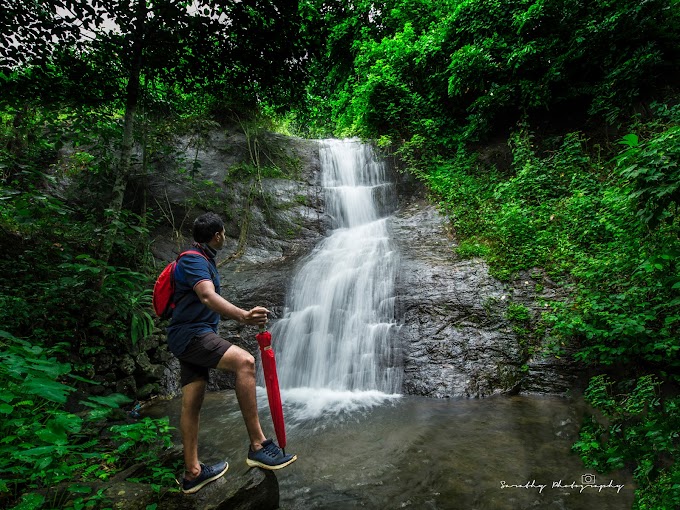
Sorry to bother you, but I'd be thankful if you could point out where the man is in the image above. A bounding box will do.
[167,212,296,494]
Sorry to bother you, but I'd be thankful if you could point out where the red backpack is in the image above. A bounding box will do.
[152,250,209,319]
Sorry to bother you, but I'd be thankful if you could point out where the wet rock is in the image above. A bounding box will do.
[391,199,580,397]
[155,343,174,364]
[57,468,279,510]
[135,352,165,383]
[136,383,160,400]
[102,481,154,509]
[523,351,583,394]
[160,358,182,397]
[116,375,137,396]
[147,131,325,266]
[118,354,136,376]
[98,353,115,372]
[169,467,279,510]
[135,332,163,354]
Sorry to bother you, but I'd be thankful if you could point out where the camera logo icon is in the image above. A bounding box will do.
[582,474,596,484]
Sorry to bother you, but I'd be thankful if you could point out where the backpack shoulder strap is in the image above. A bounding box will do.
[174,249,216,286]
[171,249,215,310]
[177,249,209,262]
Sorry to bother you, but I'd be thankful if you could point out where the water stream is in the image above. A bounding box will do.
[270,139,402,420]
[145,139,634,509]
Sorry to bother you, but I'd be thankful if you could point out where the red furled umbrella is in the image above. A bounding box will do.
[256,327,287,451]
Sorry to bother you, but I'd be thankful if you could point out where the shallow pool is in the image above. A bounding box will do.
[144,390,634,509]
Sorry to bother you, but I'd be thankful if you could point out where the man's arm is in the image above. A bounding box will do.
[193,280,270,326]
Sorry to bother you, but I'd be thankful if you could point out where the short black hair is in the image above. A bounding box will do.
[193,212,224,243]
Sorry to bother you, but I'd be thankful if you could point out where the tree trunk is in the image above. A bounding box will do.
[98,0,146,264]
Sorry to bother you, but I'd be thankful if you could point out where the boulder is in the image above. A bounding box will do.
[51,468,279,510]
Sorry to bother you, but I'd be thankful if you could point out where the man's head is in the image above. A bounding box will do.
[193,212,226,249]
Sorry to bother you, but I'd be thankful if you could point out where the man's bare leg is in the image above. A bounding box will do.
[216,345,267,450]
[181,378,207,479]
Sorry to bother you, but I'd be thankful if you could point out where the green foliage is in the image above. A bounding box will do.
[506,303,531,322]
[0,111,155,350]
[69,257,155,348]
[107,418,173,468]
[416,106,679,507]
[0,331,178,509]
[424,118,680,374]
[295,0,680,142]
[616,127,680,227]
[0,87,171,508]
[226,163,288,183]
[1,1,307,110]
[0,242,154,354]
[455,238,491,259]
[573,375,680,510]
[0,1,98,72]
[421,149,498,242]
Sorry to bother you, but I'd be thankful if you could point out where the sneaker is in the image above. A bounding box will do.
[182,461,229,494]
[246,439,297,470]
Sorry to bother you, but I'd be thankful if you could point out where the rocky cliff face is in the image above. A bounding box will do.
[121,131,581,401]
[145,129,329,396]
[391,197,581,398]
[95,129,330,400]
[148,129,328,264]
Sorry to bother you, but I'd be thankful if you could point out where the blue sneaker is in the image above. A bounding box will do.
[246,439,297,470]
[182,461,229,494]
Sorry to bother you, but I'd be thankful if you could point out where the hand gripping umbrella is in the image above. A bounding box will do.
[256,326,287,452]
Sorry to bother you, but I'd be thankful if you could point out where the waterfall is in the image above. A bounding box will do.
[271,139,401,419]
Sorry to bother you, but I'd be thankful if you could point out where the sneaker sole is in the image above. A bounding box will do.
[246,454,298,470]
[182,462,229,494]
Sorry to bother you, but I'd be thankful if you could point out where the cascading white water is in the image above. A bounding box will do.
[271,139,401,419]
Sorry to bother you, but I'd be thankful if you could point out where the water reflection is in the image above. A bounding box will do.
[144,393,634,509]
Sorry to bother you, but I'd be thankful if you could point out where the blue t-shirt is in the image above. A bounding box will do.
[166,248,220,356]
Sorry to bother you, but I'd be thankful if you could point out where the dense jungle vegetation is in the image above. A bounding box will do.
[1,1,679,508]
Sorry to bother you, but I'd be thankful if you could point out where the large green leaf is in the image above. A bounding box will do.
[36,428,67,445]
[10,492,45,510]
[21,375,74,404]
[25,357,71,378]
[82,393,131,409]
[14,445,60,458]
[35,412,83,445]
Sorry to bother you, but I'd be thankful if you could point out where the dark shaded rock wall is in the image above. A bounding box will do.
[147,131,328,396]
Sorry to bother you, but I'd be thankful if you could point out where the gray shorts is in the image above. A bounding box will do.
[177,332,232,387]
